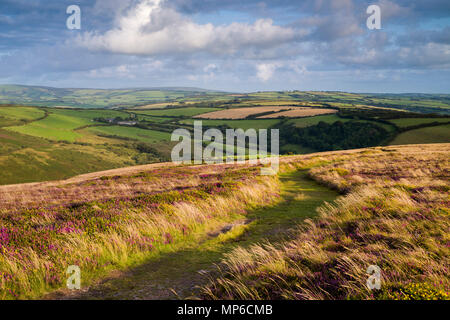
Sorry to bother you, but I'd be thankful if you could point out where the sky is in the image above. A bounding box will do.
[0,0,449,93]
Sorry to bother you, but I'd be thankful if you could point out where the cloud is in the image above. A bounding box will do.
[1,0,449,92]
[397,27,450,46]
[78,0,300,56]
[256,63,280,82]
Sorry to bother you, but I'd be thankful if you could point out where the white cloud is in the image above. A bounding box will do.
[256,63,279,82]
[78,0,298,56]
[203,63,218,73]
[291,63,307,75]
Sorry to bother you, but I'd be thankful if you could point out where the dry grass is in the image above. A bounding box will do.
[195,106,298,119]
[0,163,254,213]
[258,108,337,118]
[132,102,196,110]
[201,143,450,300]
[0,163,280,299]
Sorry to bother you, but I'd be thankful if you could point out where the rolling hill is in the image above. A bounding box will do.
[0,144,448,300]
[0,85,226,109]
[1,85,450,115]
[0,96,449,186]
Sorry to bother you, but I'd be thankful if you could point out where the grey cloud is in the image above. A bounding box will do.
[0,0,449,92]
[397,27,450,46]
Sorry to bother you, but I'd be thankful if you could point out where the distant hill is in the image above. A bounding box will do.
[0,84,227,108]
[1,85,450,114]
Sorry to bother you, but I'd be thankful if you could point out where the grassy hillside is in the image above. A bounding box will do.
[0,106,174,184]
[388,118,450,128]
[201,144,450,300]
[390,124,450,145]
[0,128,148,184]
[0,144,448,300]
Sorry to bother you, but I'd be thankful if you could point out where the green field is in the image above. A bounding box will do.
[287,114,345,127]
[8,113,91,141]
[52,108,128,120]
[390,124,450,145]
[0,106,46,127]
[135,115,177,123]
[286,114,396,132]
[2,106,172,147]
[7,109,128,142]
[0,106,45,121]
[135,107,219,117]
[0,128,140,184]
[86,125,171,143]
[388,118,450,128]
[180,119,281,130]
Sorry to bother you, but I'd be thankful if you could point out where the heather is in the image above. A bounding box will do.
[0,165,247,213]
[0,164,279,299]
[201,144,450,300]
[1,144,448,300]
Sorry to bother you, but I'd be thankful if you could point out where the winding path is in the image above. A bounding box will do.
[49,170,338,300]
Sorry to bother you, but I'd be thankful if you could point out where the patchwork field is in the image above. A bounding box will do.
[0,95,448,187]
[0,106,173,184]
[0,85,224,108]
[2,86,449,114]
